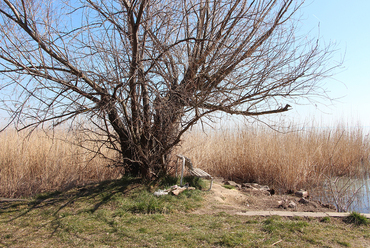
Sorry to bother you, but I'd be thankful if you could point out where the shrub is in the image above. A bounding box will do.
[344,212,369,226]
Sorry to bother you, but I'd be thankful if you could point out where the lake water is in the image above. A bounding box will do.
[310,176,370,213]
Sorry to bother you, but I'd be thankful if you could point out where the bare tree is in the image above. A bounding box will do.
[0,0,337,180]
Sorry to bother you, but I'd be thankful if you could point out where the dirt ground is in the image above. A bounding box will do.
[194,180,337,215]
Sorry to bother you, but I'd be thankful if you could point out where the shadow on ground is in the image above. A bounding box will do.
[0,177,142,222]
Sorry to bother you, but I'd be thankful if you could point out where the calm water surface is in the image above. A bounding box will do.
[311,176,370,214]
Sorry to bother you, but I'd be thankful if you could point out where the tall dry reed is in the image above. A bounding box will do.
[0,130,121,198]
[177,124,370,192]
[2,124,369,197]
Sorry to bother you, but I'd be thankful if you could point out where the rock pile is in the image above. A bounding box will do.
[222,180,336,211]
[224,181,274,196]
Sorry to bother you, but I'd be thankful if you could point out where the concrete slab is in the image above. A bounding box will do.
[236,211,370,218]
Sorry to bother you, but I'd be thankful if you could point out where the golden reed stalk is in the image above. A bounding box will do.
[1,124,369,197]
[0,130,121,197]
[176,124,370,192]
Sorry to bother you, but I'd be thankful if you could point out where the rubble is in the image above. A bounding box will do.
[153,184,195,197]
[153,189,169,197]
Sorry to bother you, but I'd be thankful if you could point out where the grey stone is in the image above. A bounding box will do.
[298,198,310,204]
[288,201,297,208]
[295,190,308,198]
[259,185,270,191]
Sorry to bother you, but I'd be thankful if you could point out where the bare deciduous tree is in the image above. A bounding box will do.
[0,0,338,180]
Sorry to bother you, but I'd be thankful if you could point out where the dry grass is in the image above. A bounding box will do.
[177,124,370,192]
[1,123,369,198]
[0,130,121,198]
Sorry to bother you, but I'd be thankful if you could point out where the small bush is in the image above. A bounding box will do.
[157,175,178,188]
[344,212,369,226]
[181,176,207,189]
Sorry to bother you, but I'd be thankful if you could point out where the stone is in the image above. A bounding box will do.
[225,181,241,189]
[171,186,195,196]
[288,201,297,208]
[298,198,310,204]
[278,199,288,209]
[259,185,270,191]
[171,188,187,195]
[242,183,252,188]
[242,183,258,190]
[295,190,308,198]
[320,202,337,210]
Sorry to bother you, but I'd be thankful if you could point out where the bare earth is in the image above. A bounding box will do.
[194,181,337,215]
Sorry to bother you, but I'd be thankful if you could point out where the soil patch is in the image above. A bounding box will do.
[194,181,336,215]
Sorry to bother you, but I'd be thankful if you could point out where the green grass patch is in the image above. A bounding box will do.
[320,216,331,223]
[344,212,369,226]
[262,215,309,234]
[1,177,370,247]
[222,185,236,190]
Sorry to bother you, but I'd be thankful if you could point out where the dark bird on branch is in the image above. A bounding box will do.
[282,104,292,111]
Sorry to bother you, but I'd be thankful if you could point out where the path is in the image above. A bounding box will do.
[236,211,370,218]
[195,181,370,218]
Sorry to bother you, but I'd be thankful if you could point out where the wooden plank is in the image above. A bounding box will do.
[190,168,212,179]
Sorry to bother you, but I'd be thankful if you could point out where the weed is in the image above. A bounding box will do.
[344,212,369,226]
[320,216,331,223]
[138,227,148,233]
[245,219,259,224]
[182,176,207,189]
[157,175,179,188]
[336,240,351,247]
[4,234,12,239]
[223,185,236,190]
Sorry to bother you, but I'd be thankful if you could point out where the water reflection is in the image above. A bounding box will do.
[310,176,370,213]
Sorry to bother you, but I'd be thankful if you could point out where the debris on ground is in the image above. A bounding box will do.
[153,189,169,197]
[153,184,196,197]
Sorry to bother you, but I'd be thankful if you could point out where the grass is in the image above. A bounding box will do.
[344,212,369,226]
[320,216,331,223]
[223,185,237,190]
[1,178,369,247]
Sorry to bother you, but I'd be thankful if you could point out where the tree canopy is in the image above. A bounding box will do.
[0,0,338,179]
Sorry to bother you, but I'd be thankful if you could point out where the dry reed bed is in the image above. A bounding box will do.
[1,125,369,198]
[177,125,370,192]
[0,130,121,198]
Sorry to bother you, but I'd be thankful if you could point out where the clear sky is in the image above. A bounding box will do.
[289,0,370,128]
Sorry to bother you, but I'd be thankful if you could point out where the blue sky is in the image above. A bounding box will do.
[289,0,370,127]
